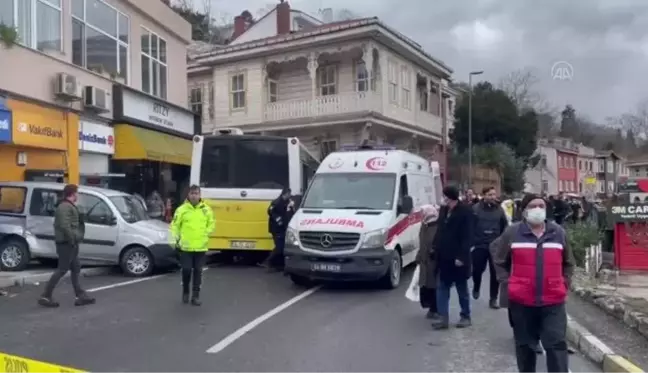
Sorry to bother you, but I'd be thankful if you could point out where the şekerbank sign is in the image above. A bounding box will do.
[78,121,114,154]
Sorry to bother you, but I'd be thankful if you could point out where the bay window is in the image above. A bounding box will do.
[71,0,129,81]
[1,0,62,52]
[141,27,167,99]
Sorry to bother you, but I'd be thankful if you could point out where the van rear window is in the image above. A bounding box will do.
[0,187,27,214]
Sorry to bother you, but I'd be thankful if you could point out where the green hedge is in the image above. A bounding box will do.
[565,221,602,267]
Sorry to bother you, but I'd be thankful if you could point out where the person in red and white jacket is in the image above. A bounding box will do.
[491,193,575,373]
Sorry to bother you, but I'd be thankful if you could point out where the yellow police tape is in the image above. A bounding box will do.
[0,352,85,373]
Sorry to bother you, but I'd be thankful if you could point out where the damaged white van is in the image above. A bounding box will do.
[284,145,443,289]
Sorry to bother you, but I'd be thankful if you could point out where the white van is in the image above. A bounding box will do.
[284,145,443,289]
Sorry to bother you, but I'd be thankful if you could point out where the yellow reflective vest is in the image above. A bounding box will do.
[170,200,215,252]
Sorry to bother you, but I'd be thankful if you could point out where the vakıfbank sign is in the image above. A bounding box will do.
[11,106,68,150]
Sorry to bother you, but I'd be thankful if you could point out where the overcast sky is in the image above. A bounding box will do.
[195,0,648,123]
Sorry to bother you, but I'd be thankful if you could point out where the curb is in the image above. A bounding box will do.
[0,266,113,289]
[567,315,644,372]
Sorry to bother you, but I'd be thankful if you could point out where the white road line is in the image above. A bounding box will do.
[206,286,321,354]
[87,267,209,293]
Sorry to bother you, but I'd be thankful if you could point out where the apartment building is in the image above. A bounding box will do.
[524,142,558,195]
[595,151,626,195]
[0,0,196,201]
[187,1,457,176]
[577,143,596,194]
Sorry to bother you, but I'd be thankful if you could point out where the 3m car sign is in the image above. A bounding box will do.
[78,121,115,154]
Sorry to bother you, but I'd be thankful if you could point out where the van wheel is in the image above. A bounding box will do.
[120,246,154,277]
[0,238,30,272]
[290,274,312,287]
[379,250,402,289]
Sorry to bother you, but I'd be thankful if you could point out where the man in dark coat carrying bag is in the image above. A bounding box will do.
[431,186,474,330]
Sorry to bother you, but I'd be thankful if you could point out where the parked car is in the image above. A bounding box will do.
[0,182,177,277]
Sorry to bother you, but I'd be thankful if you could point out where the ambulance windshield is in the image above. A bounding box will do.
[302,173,396,210]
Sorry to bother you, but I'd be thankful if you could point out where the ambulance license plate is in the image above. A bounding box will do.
[311,263,341,272]
[230,241,255,249]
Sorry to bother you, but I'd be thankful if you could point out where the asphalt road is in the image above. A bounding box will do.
[0,264,601,372]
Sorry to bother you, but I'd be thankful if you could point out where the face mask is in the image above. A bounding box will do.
[526,207,546,224]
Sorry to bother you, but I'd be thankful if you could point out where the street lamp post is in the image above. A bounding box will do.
[468,70,483,188]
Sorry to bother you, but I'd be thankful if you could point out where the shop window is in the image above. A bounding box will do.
[29,189,61,217]
[230,73,246,110]
[72,0,129,82]
[77,193,113,225]
[0,186,27,214]
[141,27,167,99]
[2,0,62,53]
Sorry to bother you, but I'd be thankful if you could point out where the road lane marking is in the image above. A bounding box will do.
[86,267,208,293]
[206,286,321,354]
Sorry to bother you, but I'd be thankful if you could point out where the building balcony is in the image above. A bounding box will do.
[264,91,380,122]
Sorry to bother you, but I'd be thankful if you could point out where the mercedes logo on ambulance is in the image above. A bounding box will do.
[320,234,334,248]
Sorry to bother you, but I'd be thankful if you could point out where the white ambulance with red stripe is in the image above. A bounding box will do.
[284,145,442,289]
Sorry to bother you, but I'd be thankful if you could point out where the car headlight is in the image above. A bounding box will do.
[359,228,387,249]
[285,227,300,246]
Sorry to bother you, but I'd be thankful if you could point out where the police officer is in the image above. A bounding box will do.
[170,185,215,306]
[265,188,295,272]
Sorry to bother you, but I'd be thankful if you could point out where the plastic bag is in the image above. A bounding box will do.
[405,265,420,302]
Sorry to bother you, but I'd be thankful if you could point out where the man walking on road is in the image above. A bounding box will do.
[431,186,474,330]
[170,185,215,306]
[471,186,508,309]
[39,184,95,308]
[265,188,295,272]
[491,193,574,372]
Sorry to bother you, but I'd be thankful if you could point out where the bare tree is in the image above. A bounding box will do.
[608,99,648,137]
[498,68,554,115]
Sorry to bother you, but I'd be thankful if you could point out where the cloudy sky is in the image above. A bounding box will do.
[195,0,648,122]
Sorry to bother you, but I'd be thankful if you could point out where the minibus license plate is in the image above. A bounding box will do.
[311,263,341,272]
[230,241,255,249]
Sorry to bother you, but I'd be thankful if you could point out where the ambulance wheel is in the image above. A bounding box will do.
[379,250,402,290]
[290,274,312,287]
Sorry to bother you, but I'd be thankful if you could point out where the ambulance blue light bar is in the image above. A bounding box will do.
[338,144,397,152]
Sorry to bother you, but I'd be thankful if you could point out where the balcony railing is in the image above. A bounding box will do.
[264,92,381,122]
[415,110,443,134]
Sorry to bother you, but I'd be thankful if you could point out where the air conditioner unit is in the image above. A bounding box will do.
[54,73,82,100]
[83,86,110,112]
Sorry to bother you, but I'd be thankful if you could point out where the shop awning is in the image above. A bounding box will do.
[112,125,192,166]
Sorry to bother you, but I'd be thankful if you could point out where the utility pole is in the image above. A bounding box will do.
[468,70,483,188]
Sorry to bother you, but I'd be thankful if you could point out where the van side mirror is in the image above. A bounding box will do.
[399,196,414,215]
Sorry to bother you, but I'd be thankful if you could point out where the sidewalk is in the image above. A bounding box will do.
[0,266,113,290]
[571,271,648,371]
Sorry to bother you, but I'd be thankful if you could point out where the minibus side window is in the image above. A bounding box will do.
[397,174,409,213]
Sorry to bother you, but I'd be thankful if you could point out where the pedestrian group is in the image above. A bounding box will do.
[37,183,574,372]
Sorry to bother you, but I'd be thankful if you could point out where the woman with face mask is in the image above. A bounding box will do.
[490,194,576,373]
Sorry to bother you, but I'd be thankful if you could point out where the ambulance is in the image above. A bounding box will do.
[284,145,443,289]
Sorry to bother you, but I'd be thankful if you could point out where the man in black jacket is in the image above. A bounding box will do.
[472,186,509,309]
[432,186,474,330]
[265,188,295,272]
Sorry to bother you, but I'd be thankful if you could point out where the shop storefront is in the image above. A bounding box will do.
[110,85,197,204]
[79,120,120,188]
[0,98,78,183]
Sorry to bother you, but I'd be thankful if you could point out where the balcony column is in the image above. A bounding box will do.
[261,64,268,118]
[307,53,319,114]
[361,43,374,92]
